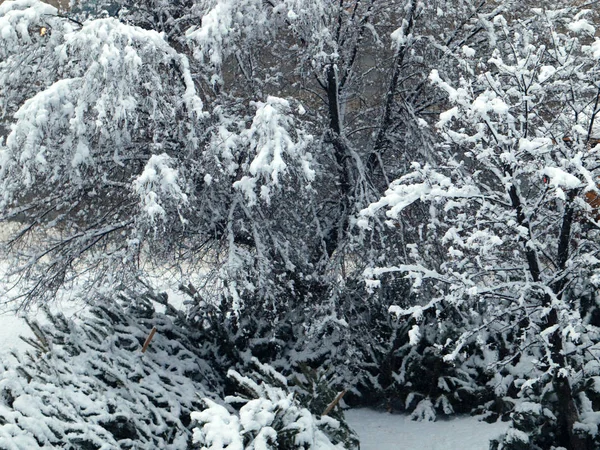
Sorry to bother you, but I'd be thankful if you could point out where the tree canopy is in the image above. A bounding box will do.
[2,0,600,449]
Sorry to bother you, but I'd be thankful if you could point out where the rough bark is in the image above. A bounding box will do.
[322,64,352,258]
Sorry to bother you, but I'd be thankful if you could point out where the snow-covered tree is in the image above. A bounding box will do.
[0,0,511,398]
[361,7,600,448]
[0,0,207,305]
[9,2,600,447]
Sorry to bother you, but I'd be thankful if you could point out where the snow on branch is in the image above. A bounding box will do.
[133,153,188,223]
[56,17,204,118]
[541,167,582,190]
[247,96,312,184]
[357,163,479,228]
[0,16,204,209]
[186,0,269,83]
[233,96,314,206]
[2,78,82,189]
[192,361,347,450]
[0,0,58,58]
[0,289,220,449]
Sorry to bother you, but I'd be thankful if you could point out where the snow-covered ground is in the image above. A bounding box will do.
[0,310,31,353]
[0,300,87,354]
[346,409,508,450]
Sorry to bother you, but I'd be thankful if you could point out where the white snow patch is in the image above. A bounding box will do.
[408,324,421,346]
[0,300,87,354]
[133,153,188,221]
[567,19,595,35]
[346,409,509,450]
[538,66,556,83]
[0,311,32,353]
[461,45,476,57]
[437,106,458,127]
[542,167,582,190]
[519,137,551,153]
[589,40,600,60]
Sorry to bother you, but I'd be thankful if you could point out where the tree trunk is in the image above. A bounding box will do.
[546,197,591,450]
[367,0,417,189]
[547,308,590,450]
[322,64,352,258]
[509,181,590,450]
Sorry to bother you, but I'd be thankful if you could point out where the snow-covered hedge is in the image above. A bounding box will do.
[191,359,358,450]
[0,289,222,449]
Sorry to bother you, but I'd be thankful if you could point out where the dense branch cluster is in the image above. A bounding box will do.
[2,0,600,449]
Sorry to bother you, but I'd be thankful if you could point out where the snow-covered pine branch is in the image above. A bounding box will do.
[0,288,223,449]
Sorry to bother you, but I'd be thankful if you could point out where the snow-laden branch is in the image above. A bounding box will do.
[133,154,188,223]
[357,163,480,227]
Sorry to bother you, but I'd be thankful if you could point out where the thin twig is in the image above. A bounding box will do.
[322,389,347,416]
[141,327,157,353]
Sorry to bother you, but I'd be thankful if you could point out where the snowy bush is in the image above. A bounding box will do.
[192,359,358,450]
[0,288,223,449]
[491,324,600,450]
